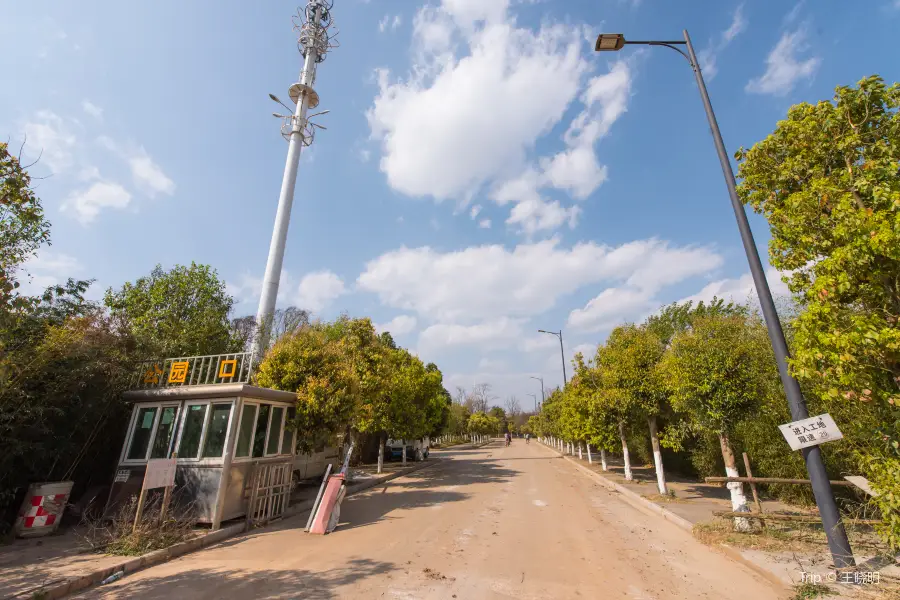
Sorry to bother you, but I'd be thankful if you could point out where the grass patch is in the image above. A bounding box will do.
[694,518,807,552]
[79,493,198,557]
[693,513,892,555]
[792,582,835,599]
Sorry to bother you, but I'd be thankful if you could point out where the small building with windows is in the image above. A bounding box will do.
[106,353,304,528]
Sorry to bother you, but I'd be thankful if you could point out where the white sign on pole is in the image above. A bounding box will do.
[144,458,177,490]
[114,469,130,483]
[778,413,843,451]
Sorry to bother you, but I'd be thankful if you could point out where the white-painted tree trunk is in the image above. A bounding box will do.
[402,443,407,465]
[578,444,583,459]
[600,449,608,471]
[586,443,592,464]
[648,416,668,495]
[619,421,633,481]
[719,432,751,531]
[377,434,385,474]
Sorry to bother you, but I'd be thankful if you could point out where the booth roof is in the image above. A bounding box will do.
[122,383,298,404]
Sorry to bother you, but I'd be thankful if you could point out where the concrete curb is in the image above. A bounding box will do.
[26,458,444,600]
[539,443,789,592]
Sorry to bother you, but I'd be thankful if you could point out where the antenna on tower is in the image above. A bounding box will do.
[252,1,340,361]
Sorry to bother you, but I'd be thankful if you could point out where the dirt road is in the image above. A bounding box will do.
[78,441,786,599]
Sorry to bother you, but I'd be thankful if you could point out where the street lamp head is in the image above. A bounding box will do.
[595,33,626,52]
[269,93,284,104]
[537,329,549,334]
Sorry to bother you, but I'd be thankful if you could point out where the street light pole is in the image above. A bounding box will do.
[538,329,568,385]
[527,393,538,412]
[594,30,855,569]
[529,376,545,405]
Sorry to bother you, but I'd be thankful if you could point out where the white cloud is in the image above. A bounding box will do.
[82,100,103,119]
[571,342,597,361]
[129,147,175,197]
[567,287,656,332]
[506,196,580,234]
[22,111,76,173]
[478,218,492,229]
[368,8,588,201]
[16,251,83,296]
[746,27,820,96]
[380,14,403,33]
[97,137,175,197]
[368,2,634,236]
[565,243,723,332]
[358,237,721,323]
[677,268,791,307]
[698,4,747,80]
[375,314,418,336]
[64,181,132,224]
[522,334,558,352]
[226,273,264,306]
[469,204,482,218]
[419,317,525,350]
[295,270,347,313]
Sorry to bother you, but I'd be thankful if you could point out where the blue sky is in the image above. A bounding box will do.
[3,0,899,407]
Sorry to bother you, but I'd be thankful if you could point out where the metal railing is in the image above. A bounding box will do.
[132,352,254,390]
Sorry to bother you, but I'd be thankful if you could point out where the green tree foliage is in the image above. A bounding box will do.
[0,143,50,314]
[1,285,135,528]
[257,315,450,454]
[736,75,900,545]
[104,263,238,358]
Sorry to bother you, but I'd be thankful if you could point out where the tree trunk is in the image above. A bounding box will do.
[587,443,592,464]
[402,442,407,465]
[648,415,668,495]
[600,449,608,471]
[377,434,385,474]
[619,421,633,481]
[578,443,583,460]
[718,431,751,531]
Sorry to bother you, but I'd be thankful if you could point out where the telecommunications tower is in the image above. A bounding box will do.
[251,1,338,359]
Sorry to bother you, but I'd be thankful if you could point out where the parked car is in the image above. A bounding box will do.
[292,446,340,482]
[385,438,429,461]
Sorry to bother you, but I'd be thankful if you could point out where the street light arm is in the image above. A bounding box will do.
[625,41,691,63]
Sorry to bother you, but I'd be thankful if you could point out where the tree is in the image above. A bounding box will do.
[472,383,495,413]
[256,321,356,453]
[104,263,238,357]
[602,324,670,494]
[735,75,900,546]
[0,142,51,315]
[488,406,507,435]
[661,313,775,530]
[504,396,522,423]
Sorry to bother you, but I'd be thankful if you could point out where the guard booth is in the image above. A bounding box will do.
[106,352,304,529]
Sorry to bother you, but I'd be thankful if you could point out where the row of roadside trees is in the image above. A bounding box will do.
[527,76,899,547]
[256,316,451,470]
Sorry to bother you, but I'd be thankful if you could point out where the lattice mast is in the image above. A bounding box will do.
[252,1,338,359]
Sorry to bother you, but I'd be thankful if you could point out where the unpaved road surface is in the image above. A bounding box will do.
[78,441,786,599]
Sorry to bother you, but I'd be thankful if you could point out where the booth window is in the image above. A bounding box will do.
[178,404,208,459]
[266,406,285,455]
[281,407,296,455]
[235,404,257,458]
[201,403,232,458]
[150,406,179,459]
[126,406,158,460]
[252,404,271,458]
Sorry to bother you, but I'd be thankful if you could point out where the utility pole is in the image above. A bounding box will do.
[251,0,338,361]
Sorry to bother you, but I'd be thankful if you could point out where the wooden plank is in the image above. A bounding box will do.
[705,476,855,486]
[712,511,881,525]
